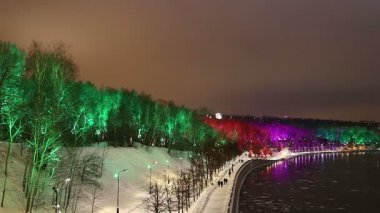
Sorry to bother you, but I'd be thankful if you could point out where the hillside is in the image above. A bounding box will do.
[0,142,191,213]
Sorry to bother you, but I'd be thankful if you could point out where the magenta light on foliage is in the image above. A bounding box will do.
[204,117,379,153]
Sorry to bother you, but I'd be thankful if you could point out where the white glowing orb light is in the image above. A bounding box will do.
[215,112,222,120]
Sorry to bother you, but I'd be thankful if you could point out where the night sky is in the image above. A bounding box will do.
[1,0,379,121]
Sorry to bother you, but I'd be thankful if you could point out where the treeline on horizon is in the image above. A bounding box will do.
[225,115,380,129]
[204,115,380,155]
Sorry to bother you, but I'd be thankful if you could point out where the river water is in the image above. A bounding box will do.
[239,151,380,212]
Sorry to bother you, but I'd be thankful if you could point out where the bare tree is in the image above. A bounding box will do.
[163,183,176,213]
[91,184,100,213]
[53,150,102,213]
[145,182,166,213]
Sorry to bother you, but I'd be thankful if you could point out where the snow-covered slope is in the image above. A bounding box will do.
[0,142,191,213]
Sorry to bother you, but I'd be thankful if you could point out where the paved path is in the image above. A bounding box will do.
[188,153,250,213]
[188,149,344,213]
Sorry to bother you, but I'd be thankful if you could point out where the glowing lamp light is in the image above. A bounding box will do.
[215,112,222,120]
[95,129,101,135]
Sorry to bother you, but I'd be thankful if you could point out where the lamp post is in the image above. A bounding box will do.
[63,178,71,211]
[148,161,158,194]
[148,164,152,194]
[166,160,170,184]
[179,157,183,173]
[116,168,128,213]
[52,186,59,213]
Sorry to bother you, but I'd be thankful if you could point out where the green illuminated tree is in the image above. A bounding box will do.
[24,42,77,213]
[63,81,97,146]
[172,107,193,151]
[0,41,26,207]
[162,103,178,152]
[100,88,123,145]
[72,82,102,144]
[112,89,136,146]
[317,126,380,147]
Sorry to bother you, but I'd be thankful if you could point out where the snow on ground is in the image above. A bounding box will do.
[0,142,192,213]
[187,153,250,213]
[77,143,192,213]
[0,142,26,213]
[0,141,352,213]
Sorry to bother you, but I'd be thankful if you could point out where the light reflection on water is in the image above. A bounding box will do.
[239,151,380,212]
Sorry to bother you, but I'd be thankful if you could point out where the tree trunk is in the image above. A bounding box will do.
[1,139,12,207]
[1,174,8,207]
[91,186,97,213]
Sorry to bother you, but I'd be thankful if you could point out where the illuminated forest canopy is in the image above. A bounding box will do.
[1,40,379,158]
[0,41,228,150]
[1,40,379,159]
[204,116,380,155]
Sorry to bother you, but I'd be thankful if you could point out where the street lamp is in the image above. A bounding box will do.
[63,178,71,211]
[179,157,183,173]
[116,169,128,213]
[166,160,170,184]
[52,186,59,213]
[148,161,158,194]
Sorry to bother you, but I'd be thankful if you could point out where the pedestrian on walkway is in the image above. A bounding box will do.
[228,170,231,177]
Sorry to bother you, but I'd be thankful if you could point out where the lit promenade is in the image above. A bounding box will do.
[188,154,250,213]
[188,149,344,213]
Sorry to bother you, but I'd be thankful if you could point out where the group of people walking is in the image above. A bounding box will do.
[217,166,234,187]
[217,178,228,187]
[215,156,246,188]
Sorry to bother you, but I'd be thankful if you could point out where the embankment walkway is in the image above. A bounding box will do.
[189,149,346,213]
[188,154,274,213]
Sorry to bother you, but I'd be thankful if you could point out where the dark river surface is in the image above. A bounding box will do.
[239,151,380,212]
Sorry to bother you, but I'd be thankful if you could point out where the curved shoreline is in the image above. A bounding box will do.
[228,149,379,213]
[228,159,275,213]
